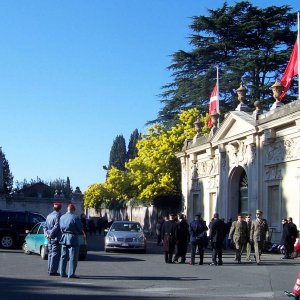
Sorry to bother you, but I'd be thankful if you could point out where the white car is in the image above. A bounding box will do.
[104,221,146,253]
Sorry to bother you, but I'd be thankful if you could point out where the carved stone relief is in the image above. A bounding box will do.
[226,140,255,168]
[208,176,219,189]
[194,158,219,178]
[264,138,300,165]
[265,165,282,181]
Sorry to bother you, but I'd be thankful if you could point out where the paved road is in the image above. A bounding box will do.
[0,235,299,300]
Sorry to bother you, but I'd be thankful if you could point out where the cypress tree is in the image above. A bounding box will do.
[127,129,140,161]
[108,135,127,171]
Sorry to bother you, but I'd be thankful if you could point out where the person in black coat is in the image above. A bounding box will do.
[288,217,298,255]
[210,213,225,266]
[173,214,190,263]
[281,219,291,259]
[161,213,178,263]
[189,213,208,265]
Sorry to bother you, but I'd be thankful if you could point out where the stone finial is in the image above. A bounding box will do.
[270,79,284,110]
[210,109,219,128]
[235,82,250,112]
[194,117,202,135]
[209,109,219,137]
[252,100,263,119]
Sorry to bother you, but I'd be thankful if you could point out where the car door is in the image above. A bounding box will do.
[26,223,40,253]
[34,223,46,252]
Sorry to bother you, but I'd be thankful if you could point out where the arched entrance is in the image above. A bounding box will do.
[228,166,248,218]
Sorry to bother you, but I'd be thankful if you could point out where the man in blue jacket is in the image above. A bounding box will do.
[44,202,62,276]
[59,203,84,278]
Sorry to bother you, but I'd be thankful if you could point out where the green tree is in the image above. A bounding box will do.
[127,109,208,202]
[2,151,13,194]
[153,1,297,126]
[108,135,127,171]
[126,129,140,161]
[84,183,107,209]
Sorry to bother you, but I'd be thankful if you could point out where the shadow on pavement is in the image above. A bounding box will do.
[0,276,193,300]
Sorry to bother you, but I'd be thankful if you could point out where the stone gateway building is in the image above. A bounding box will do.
[177,83,300,243]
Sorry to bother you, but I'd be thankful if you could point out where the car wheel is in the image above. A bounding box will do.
[40,245,48,260]
[0,234,14,249]
[22,242,31,255]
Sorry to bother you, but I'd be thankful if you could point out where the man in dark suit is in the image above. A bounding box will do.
[210,213,225,266]
[161,213,178,263]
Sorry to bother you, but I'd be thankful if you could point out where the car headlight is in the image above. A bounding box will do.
[106,234,116,242]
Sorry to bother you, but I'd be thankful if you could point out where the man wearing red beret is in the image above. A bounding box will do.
[44,202,62,276]
[59,203,83,278]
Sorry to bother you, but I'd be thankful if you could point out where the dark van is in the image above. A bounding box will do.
[0,209,46,249]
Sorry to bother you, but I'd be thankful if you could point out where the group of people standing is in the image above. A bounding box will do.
[160,212,227,265]
[44,202,84,278]
[281,217,298,259]
[159,209,297,266]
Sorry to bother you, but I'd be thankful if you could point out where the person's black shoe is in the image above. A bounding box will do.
[237,260,241,264]
[199,261,203,265]
[49,272,60,276]
[68,275,80,279]
[218,261,223,265]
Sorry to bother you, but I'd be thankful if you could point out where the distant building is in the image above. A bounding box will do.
[17,182,50,198]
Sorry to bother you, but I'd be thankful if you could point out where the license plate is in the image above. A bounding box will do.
[121,243,129,247]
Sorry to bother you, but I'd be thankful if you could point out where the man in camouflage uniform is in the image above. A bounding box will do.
[229,214,248,264]
[250,209,269,265]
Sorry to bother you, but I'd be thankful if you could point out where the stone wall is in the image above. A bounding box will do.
[87,206,170,234]
[0,195,84,218]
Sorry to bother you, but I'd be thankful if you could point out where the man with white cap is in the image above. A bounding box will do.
[59,203,84,278]
[44,201,62,276]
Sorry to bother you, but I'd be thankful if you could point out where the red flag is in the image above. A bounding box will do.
[280,38,298,101]
[208,85,218,128]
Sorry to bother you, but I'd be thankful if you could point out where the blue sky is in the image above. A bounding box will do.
[0,0,298,192]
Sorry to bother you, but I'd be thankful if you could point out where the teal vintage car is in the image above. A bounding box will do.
[22,222,87,260]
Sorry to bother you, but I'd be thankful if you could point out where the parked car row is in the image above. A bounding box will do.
[0,209,147,262]
[0,209,46,249]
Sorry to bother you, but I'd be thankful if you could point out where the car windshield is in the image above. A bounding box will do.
[111,222,142,232]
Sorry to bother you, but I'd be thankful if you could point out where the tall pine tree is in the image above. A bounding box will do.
[1,151,14,194]
[108,135,127,171]
[126,129,140,161]
[152,1,297,126]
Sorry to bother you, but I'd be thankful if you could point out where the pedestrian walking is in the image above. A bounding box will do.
[97,217,103,235]
[155,216,164,246]
[173,214,189,264]
[288,217,298,255]
[229,214,248,264]
[250,209,269,265]
[243,214,252,261]
[189,213,208,265]
[209,213,225,266]
[161,213,177,263]
[59,203,84,278]
[44,202,62,276]
[80,213,88,236]
[281,218,292,259]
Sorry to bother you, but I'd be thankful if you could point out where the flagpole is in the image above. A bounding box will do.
[297,11,300,100]
[216,65,219,113]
